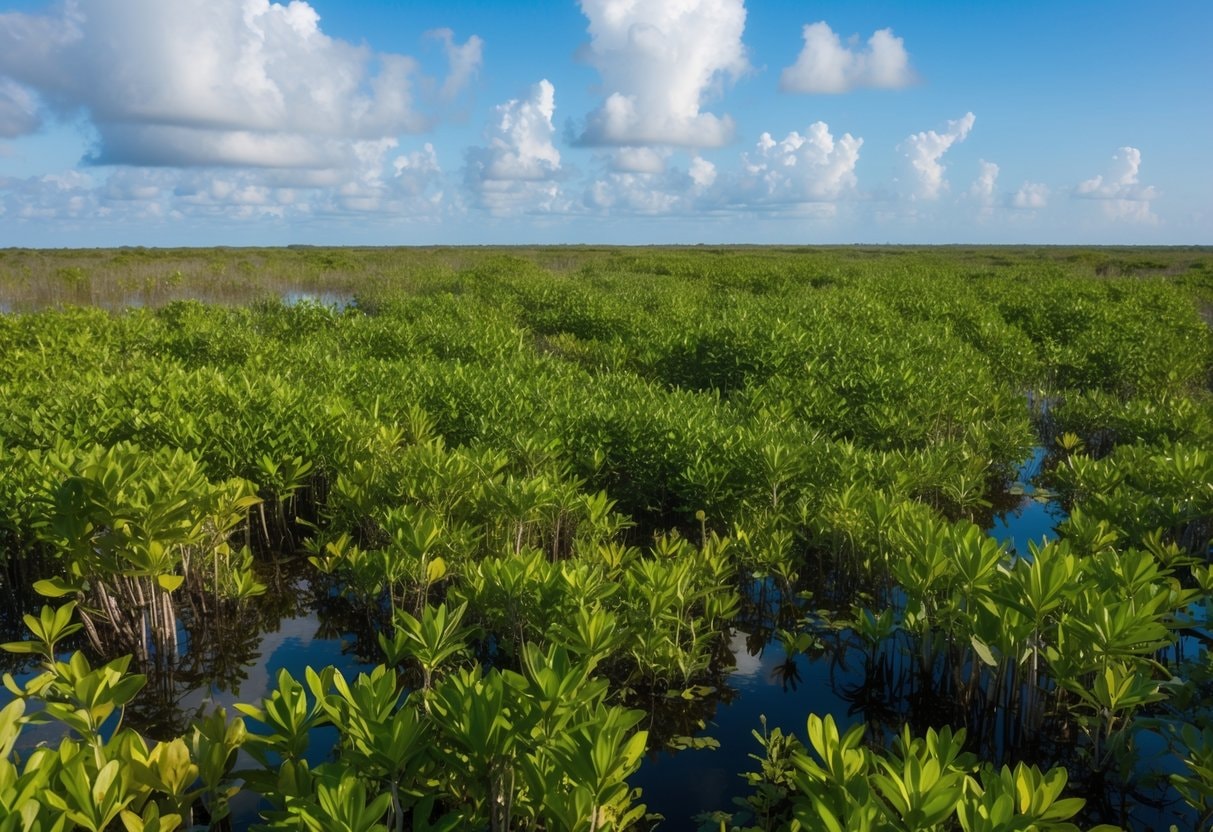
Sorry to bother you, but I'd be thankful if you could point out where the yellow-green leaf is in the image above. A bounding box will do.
[157,574,185,593]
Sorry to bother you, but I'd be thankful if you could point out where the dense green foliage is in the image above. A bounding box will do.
[0,246,1211,830]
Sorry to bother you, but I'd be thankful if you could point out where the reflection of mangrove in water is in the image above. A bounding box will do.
[0,563,58,677]
[120,558,317,740]
[0,557,370,744]
[3,444,1190,828]
[629,451,1077,821]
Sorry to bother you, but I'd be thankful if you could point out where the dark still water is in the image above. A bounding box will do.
[20,448,1198,830]
[634,449,1073,827]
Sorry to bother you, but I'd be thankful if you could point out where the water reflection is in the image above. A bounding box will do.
[633,630,866,822]
[0,560,374,746]
[280,289,356,310]
[3,444,1191,829]
[636,447,1071,824]
[988,446,1068,557]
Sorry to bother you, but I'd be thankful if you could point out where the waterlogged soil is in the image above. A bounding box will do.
[0,451,1070,829]
[635,448,1071,824]
[3,450,1198,829]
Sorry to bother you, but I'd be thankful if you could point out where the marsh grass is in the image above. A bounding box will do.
[1,245,1210,313]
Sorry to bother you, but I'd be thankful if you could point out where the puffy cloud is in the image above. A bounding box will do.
[584,155,717,215]
[582,125,860,219]
[734,122,862,206]
[689,157,717,189]
[900,112,975,200]
[969,160,999,215]
[584,173,682,214]
[1,169,105,222]
[584,171,701,215]
[324,138,435,214]
[781,22,914,94]
[465,80,565,215]
[575,0,747,148]
[1074,146,1159,222]
[0,0,481,170]
[1010,182,1048,210]
[393,144,444,197]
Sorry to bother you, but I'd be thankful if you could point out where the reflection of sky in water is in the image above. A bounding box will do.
[11,440,1194,827]
[634,632,866,822]
[988,495,1066,558]
[989,447,1066,558]
[280,290,355,310]
[198,613,374,830]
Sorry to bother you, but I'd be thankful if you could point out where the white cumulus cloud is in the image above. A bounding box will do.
[611,147,669,174]
[735,122,863,206]
[689,157,717,189]
[901,112,975,200]
[394,144,444,197]
[1010,182,1049,210]
[781,22,914,94]
[1074,147,1159,222]
[584,155,717,215]
[575,0,748,148]
[0,0,481,171]
[0,143,450,229]
[1,169,105,222]
[465,80,565,215]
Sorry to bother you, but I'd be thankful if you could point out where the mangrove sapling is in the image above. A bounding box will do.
[252,453,314,551]
[388,601,472,697]
[990,539,1081,740]
[550,605,626,668]
[1,605,212,832]
[490,474,561,557]
[189,707,248,830]
[430,666,522,831]
[755,713,1120,832]
[297,771,395,832]
[890,514,956,688]
[378,504,450,616]
[733,715,806,830]
[573,490,634,554]
[1168,722,1213,829]
[310,665,431,832]
[1,247,1211,829]
[454,548,565,653]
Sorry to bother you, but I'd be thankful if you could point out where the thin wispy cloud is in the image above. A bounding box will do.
[969,160,999,215]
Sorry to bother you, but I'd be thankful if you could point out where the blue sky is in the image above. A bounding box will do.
[0,0,1209,246]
